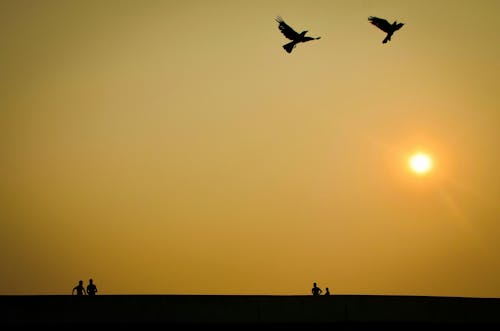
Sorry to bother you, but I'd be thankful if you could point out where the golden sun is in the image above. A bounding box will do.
[409,152,433,175]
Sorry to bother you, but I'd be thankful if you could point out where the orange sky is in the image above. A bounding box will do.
[1,0,499,297]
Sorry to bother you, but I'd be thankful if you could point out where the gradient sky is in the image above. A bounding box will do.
[1,0,499,297]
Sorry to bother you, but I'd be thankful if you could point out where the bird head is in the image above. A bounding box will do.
[392,21,404,30]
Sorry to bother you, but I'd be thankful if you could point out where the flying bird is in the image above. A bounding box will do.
[275,16,321,53]
[368,16,404,44]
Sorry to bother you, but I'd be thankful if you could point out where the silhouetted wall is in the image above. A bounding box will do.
[2,295,500,326]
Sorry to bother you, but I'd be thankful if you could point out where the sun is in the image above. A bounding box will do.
[408,152,433,175]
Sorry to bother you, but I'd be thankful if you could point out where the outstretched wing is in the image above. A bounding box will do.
[276,16,300,41]
[368,16,392,33]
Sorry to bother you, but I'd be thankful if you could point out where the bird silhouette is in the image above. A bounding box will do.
[275,16,321,53]
[368,16,404,44]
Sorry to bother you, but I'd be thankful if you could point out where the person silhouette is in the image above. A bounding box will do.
[311,282,323,296]
[86,278,98,295]
[72,280,86,295]
[324,287,331,295]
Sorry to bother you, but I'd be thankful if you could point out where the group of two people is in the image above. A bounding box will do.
[72,278,98,295]
[312,282,330,296]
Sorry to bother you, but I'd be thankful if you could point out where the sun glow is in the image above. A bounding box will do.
[409,152,433,175]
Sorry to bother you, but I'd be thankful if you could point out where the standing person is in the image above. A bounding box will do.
[311,282,323,296]
[72,280,86,295]
[86,278,98,295]
[324,287,331,295]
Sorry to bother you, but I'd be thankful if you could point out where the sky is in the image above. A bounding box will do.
[0,0,499,297]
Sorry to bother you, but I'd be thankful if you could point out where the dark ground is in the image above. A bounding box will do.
[2,294,500,330]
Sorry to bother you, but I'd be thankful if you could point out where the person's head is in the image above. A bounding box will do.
[79,280,83,285]
[89,279,93,284]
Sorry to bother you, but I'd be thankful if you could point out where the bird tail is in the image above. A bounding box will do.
[383,33,392,44]
[283,41,297,53]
